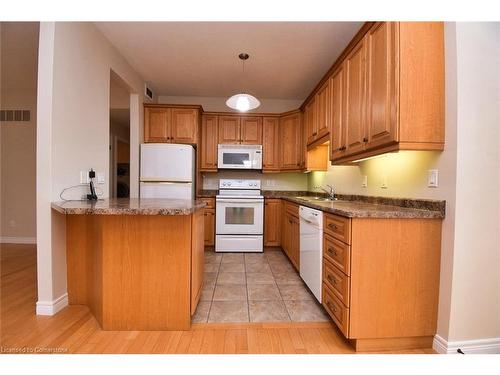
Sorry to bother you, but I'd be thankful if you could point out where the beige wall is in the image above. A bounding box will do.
[0,22,39,242]
[36,22,146,311]
[445,22,500,343]
[158,95,303,114]
[203,171,308,191]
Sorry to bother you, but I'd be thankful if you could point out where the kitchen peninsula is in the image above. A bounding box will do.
[52,198,206,331]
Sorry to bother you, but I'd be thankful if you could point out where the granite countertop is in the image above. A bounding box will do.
[280,196,444,219]
[51,198,206,216]
[197,190,445,219]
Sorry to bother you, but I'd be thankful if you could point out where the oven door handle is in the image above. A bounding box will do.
[216,199,264,204]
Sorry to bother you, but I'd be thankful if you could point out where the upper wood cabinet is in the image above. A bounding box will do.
[218,116,240,144]
[262,117,280,172]
[240,116,263,144]
[314,80,331,141]
[144,105,200,144]
[217,115,262,144]
[200,115,218,171]
[330,67,346,161]
[144,107,170,142]
[304,98,317,145]
[343,38,367,157]
[279,111,304,171]
[365,22,398,150]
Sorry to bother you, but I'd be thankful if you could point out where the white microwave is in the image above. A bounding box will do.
[217,144,263,170]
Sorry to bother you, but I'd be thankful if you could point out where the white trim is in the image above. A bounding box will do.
[433,334,500,354]
[36,293,68,316]
[0,236,37,244]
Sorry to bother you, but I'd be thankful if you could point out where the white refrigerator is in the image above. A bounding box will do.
[140,143,195,199]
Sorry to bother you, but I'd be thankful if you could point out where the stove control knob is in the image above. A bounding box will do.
[227,182,232,186]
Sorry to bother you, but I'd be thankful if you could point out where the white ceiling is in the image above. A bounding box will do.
[95,22,363,100]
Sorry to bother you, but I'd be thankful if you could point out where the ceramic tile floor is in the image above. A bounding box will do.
[193,249,330,323]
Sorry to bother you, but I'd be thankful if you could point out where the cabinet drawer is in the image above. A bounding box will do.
[285,201,299,217]
[323,233,351,276]
[324,213,351,244]
[323,259,350,307]
[323,283,350,337]
[200,198,215,209]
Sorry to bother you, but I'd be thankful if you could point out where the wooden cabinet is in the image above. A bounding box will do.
[217,115,262,144]
[279,111,304,171]
[200,115,218,171]
[306,22,444,164]
[330,67,346,161]
[364,22,398,150]
[240,116,262,144]
[321,212,442,351]
[144,107,169,142]
[191,209,204,315]
[262,117,280,172]
[144,105,200,144]
[304,98,317,145]
[264,199,281,246]
[281,201,300,270]
[343,38,367,157]
[201,198,215,247]
[312,80,330,144]
[218,116,240,144]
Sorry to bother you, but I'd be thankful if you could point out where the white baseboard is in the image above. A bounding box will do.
[36,293,68,316]
[433,334,500,354]
[0,236,36,244]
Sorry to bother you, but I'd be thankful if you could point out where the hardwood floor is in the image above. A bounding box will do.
[0,244,435,354]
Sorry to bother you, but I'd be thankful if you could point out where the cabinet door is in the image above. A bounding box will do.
[290,215,300,270]
[264,199,281,246]
[279,112,303,170]
[315,80,331,140]
[170,108,198,144]
[203,208,215,246]
[304,99,316,145]
[344,39,367,157]
[240,116,262,144]
[330,67,346,161]
[282,212,293,257]
[218,116,240,144]
[144,107,170,142]
[200,115,218,171]
[191,209,204,315]
[262,117,280,171]
[365,22,398,149]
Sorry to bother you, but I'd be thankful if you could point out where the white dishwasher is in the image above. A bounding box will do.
[299,206,323,302]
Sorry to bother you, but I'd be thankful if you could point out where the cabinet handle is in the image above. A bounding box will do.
[363,137,368,143]
[328,223,338,230]
[326,301,338,313]
[313,132,317,136]
[338,146,346,151]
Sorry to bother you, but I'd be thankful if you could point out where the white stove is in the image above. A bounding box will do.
[215,179,264,253]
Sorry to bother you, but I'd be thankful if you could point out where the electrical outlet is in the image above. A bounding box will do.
[97,172,105,184]
[381,175,388,189]
[362,175,368,188]
[428,169,439,187]
[80,171,89,184]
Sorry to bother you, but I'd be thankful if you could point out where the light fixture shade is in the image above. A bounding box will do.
[226,93,261,112]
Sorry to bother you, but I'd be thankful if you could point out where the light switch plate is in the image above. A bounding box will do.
[428,169,439,187]
[362,175,368,187]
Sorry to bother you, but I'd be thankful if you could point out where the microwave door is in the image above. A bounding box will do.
[218,151,251,169]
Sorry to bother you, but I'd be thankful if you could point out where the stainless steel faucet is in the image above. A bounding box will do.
[320,184,337,200]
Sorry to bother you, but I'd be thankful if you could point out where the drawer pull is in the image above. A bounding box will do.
[327,274,338,285]
[328,223,338,230]
[326,301,338,313]
[327,247,339,257]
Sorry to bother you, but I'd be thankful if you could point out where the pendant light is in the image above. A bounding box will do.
[226,53,261,112]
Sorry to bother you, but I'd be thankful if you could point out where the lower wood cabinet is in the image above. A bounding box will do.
[200,198,215,247]
[281,201,300,270]
[264,199,281,246]
[191,209,204,315]
[321,212,442,351]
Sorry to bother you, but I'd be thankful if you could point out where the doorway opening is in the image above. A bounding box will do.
[109,71,132,198]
